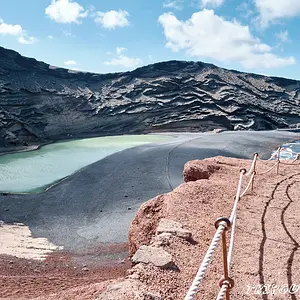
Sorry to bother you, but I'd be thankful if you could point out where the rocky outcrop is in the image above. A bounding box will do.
[129,195,165,256]
[98,279,162,300]
[156,219,192,240]
[132,245,174,268]
[1,46,300,150]
[183,160,221,182]
[117,156,300,299]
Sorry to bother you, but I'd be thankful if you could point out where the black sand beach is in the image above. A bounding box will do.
[0,130,299,262]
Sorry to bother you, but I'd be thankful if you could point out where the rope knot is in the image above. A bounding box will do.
[215,217,231,231]
[219,277,235,290]
[240,168,247,175]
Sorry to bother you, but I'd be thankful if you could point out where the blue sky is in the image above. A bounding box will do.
[0,0,300,79]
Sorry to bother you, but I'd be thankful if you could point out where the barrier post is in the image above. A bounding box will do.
[276,147,281,175]
[215,217,233,300]
[185,146,298,300]
[251,153,258,191]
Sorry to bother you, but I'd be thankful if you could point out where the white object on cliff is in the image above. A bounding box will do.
[132,245,174,268]
[156,218,192,240]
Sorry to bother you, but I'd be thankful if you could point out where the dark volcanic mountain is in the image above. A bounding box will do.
[0,46,299,149]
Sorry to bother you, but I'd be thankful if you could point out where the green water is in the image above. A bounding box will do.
[0,135,171,193]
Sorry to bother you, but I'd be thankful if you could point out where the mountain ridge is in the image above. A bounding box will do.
[0,46,300,150]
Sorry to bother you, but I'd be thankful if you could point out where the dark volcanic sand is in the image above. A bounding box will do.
[0,130,299,251]
[0,130,299,299]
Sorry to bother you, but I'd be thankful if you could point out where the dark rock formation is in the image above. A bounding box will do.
[1,46,300,149]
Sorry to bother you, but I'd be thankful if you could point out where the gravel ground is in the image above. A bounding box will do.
[127,156,300,299]
[0,247,130,300]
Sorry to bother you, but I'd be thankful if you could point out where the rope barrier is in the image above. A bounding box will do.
[245,153,258,176]
[229,170,245,224]
[279,154,300,165]
[240,171,256,198]
[184,221,228,300]
[216,283,229,300]
[185,147,300,300]
[280,162,300,166]
[256,161,279,176]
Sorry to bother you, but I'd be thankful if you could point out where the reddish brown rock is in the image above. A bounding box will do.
[123,156,300,300]
[132,245,174,268]
[128,195,165,257]
[156,218,192,240]
[98,279,162,300]
[183,160,220,182]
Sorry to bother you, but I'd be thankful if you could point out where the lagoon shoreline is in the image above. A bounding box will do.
[0,130,299,249]
[1,127,299,156]
[0,129,299,299]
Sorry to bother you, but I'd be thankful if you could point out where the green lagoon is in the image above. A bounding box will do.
[0,135,171,193]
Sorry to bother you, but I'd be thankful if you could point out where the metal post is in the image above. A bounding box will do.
[251,174,255,191]
[276,147,281,175]
[221,231,230,300]
[251,154,258,191]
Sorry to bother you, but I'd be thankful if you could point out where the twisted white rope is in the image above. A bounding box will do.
[280,161,300,166]
[256,161,279,176]
[227,212,236,278]
[184,221,227,300]
[185,170,245,299]
[245,154,258,176]
[268,146,281,161]
[279,154,300,165]
[227,170,254,278]
[240,172,255,198]
[185,145,299,299]
[216,283,229,300]
[229,170,245,224]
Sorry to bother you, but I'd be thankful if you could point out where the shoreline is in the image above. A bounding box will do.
[0,130,299,298]
[0,130,298,247]
[0,133,177,195]
[1,127,299,157]
[0,142,51,157]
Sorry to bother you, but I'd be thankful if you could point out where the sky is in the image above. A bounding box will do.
[0,0,300,79]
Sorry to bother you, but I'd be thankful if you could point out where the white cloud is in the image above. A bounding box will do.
[158,10,295,69]
[255,0,300,26]
[116,47,127,55]
[237,2,255,19]
[95,10,129,29]
[45,0,88,24]
[64,60,77,65]
[201,0,224,8]
[0,22,22,36]
[276,30,290,43]
[18,36,37,44]
[0,19,36,44]
[62,29,74,37]
[163,0,183,10]
[48,35,54,39]
[104,55,142,69]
